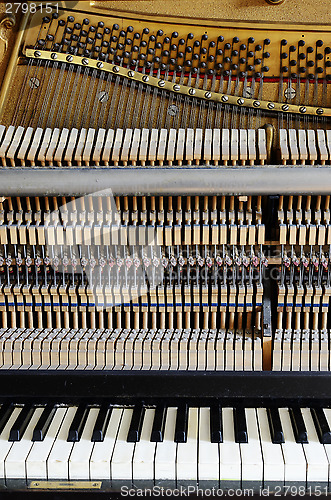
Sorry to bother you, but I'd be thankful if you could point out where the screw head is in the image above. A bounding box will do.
[204,91,212,99]
[267,102,275,109]
[253,100,260,107]
[158,80,165,87]
[66,55,73,62]
[188,88,195,95]
[237,98,244,105]
[299,106,307,113]
[221,95,229,102]
[128,70,134,77]
[97,61,103,69]
[34,51,41,58]
[282,104,289,111]
[316,108,324,115]
[142,75,149,82]
[113,65,120,73]
[82,58,89,65]
[51,53,57,60]
[173,84,180,91]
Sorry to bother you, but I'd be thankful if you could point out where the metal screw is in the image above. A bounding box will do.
[253,100,260,107]
[158,80,165,87]
[299,106,307,113]
[34,51,41,58]
[97,91,109,103]
[188,88,195,95]
[128,70,134,77]
[66,55,73,62]
[284,87,296,99]
[173,84,180,92]
[282,104,289,111]
[82,58,89,66]
[113,66,120,73]
[142,75,149,82]
[51,53,57,60]
[167,104,179,116]
[267,102,275,109]
[221,95,229,102]
[237,98,244,105]
[204,91,212,99]
[97,61,103,69]
[29,77,40,89]
[316,108,324,115]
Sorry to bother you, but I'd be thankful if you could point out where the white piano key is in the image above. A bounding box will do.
[148,128,159,164]
[26,127,44,164]
[82,128,96,163]
[307,129,318,163]
[279,408,306,485]
[37,127,52,164]
[26,407,67,480]
[247,129,256,164]
[6,126,25,162]
[112,128,123,163]
[63,127,79,164]
[219,408,241,487]
[288,129,299,163]
[297,129,308,162]
[321,409,331,471]
[185,128,194,163]
[212,129,221,163]
[45,128,60,163]
[166,128,176,163]
[111,408,134,484]
[139,128,149,164]
[326,130,331,160]
[258,128,267,163]
[0,124,6,144]
[90,407,123,480]
[279,129,289,163]
[221,129,230,163]
[317,130,328,163]
[132,408,156,486]
[239,129,248,163]
[121,128,133,163]
[101,129,114,165]
[301,408,329,485]
[240,408,263,487]
[230,128,239,164]
[17,127,34,163]
[0,125,15,160]
[203,129,212,163]
[154,407,177,486]
[53,128,69,164]
[176,128,185,164]
[176,407,198,486]
[194,128,203,162]
[5,407,44,479]
[198,408,219,486]
[157,128,168,163]
[129,128,141,163]
[69,408,99,479]
[256,408,285,485]
[47,407,76,479]
[92,128,106,164]
[0,407,22,478]
[74,128,87,165]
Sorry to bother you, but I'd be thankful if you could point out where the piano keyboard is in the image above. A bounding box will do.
[0,402,331,490]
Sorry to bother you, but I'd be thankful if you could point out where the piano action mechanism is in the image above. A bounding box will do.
[0,0,330,493]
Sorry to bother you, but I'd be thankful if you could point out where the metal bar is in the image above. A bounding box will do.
[1,167,331,196]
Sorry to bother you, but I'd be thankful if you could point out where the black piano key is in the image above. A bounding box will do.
[127,403,145,443]
[0,403,14,434]
[67,405,89,442]
[151,405,167,442]
[175,403,188,443]
[9,405,34,441]
[210,404,223,443]
[32,404,57,442]
[91,404,112,442]
[234,408,248,443]
[289,408,308,443]
[267,407,285,444]
[311,408,331,444]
